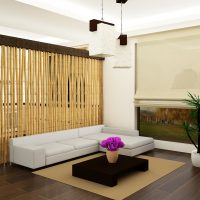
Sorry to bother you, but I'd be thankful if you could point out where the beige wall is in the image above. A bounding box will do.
[103,40,136,129]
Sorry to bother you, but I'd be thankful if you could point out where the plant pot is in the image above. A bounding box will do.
[106,150,118,163]
[191,149,200,167]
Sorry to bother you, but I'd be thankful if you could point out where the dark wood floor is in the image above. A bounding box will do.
[0,149,200,200]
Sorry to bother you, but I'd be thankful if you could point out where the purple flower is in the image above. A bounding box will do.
[100,136,125,151]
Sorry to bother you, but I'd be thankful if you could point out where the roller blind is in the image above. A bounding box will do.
[135,26,200,107]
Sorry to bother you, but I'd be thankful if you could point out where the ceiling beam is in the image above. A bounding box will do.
[0,34,104,60]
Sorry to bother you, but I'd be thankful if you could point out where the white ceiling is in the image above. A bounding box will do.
[16,0,200,31]
[0,26,71,45]
[1,0,200,46]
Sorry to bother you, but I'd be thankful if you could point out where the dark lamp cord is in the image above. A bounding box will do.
[101,0,104,21]
[121,2,123,34]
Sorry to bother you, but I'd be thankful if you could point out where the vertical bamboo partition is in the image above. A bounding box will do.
[0,45,103,164]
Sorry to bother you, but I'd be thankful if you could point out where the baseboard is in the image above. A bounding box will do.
[154,140,194,153]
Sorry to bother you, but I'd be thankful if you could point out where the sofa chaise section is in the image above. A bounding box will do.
[81,126,154,157]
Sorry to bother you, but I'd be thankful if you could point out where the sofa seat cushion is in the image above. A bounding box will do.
[81,133,116,142]
[58,138,98,150]
[118,136,154,149]
[37,143,74,157]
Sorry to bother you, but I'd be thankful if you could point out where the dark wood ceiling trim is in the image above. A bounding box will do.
[0,34,104,60]
[116,0,128,4]
[89,19,115,32]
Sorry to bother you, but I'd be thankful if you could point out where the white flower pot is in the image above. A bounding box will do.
[191,149,200,167]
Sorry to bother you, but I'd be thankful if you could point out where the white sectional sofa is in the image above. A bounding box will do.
[10,125,154,169]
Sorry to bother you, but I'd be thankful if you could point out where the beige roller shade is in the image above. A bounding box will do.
[135,26,200,107]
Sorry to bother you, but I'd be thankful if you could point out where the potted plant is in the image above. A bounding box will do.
[100,136,124,163]
[183,92,200,167]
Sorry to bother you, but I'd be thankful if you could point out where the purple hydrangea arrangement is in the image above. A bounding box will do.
[100,136,125,151]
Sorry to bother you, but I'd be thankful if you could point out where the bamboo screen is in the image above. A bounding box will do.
[0,45,103,164]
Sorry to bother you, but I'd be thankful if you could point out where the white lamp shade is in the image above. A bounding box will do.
[114,38,133,68]
[89,23,116,57]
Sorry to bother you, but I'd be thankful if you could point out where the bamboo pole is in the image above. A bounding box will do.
[46,52,50,132]
[52,53,55,131]
[29,50,33,135]
[81,57,85,126]
[5,47,9,162]
[18,49,22,136]
[57,54,61,130]
[15,48,19,137]
[89,59,92,126]
[10,47,14,139]
[49,53,53,132]
[79,57,83,127]
[85,58,89,126]
[0,46,5,164]
[66,56,72,128]
[43,52,46,131]
[100,60,103,124]
[0,47,2,164]
[54,54,58,131]
[41,52,44,133]
[66,55,71,129]
[75,56,78,127]
[36,51,39,134]
[63,55,67,129]
[70,56,74,128]
[22,49,28,136]
[27,50,31,135]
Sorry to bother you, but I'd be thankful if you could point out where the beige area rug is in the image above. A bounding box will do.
[33,153,184,200]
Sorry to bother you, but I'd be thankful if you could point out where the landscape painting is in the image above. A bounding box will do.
[139,107,196,143]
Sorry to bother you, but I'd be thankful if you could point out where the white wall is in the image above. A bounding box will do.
[103,40,136,129]
[103,38,194,153]
[155,140,194,153]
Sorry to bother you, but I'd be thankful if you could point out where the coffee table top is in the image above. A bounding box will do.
[73,155,148,176]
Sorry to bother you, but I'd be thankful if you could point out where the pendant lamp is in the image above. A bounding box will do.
[89,0,116,57]
[114,0,132,68]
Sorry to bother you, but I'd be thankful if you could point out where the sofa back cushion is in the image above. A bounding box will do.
[78,125,104,137]
[11,132,53,146]
[11,129,79,146]
[102,127,139,136]
[53,129,79,142]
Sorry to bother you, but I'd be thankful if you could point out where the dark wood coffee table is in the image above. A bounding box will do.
[72,155,148,187]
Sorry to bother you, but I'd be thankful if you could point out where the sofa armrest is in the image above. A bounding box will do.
[102,127,139,136]
[12,145,45,169]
